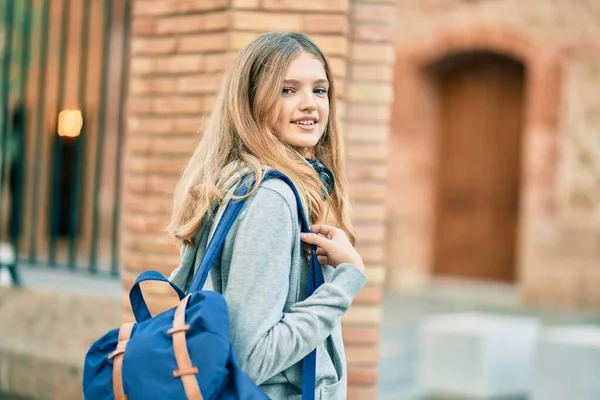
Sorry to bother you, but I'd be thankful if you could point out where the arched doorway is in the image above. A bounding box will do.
[430,52,525,282]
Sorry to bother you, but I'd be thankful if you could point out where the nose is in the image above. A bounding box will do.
[299,90,317,111]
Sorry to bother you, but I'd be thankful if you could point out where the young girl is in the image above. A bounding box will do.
[168,32,366,399]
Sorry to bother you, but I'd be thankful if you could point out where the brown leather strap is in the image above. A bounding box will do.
[108,322,134,400]
[169,294,203,400]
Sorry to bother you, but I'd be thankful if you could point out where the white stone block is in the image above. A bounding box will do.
[417,312,540,399]
[532,325,600,400]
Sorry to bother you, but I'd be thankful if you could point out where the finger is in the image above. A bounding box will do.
[317,256,328,265]
[308,224,338,238]
[300,232,330,248]
[315,247,326,256]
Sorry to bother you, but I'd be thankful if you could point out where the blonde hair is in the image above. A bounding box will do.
[167,32,355,245]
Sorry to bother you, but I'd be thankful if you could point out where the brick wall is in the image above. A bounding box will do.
[387,0,600,309]
[122,0,396,397]
[122,0,232,315]
[343,0,397,397]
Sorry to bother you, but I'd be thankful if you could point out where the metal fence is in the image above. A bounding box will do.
[0,0,131,283]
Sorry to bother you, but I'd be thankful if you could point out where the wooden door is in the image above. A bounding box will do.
[433,54,525,282]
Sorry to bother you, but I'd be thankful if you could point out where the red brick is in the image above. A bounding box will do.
[342,326,379,345]
[231,11,302,31]
[130,58,153,75]
[155,12,229,34]
[132,55,214,75]
[347,385,378,400]
[347,82,393,103]
[345,343,379,365]
[128,98,153,114]
[127,136,198,157]
[175,117,205,134]
[123,213,170,234]
[122,230,177,252]
[131,37,177,55]
[231,0,260,8]
[262,0,347,12]
[346,122,389,144]
[328,56,347,78]
[125,153,188,175]
[354,286,384,305]
[229,31,259,50]
[335,78,346,98]
[347,162,387,181]
[302,14,348,34]
[179,0,229,12]
[350,63,394,82]
[352,203,386,222]
[125,173,179,196]
[347,105,391,123]
[311,35,348,57]
[347,143,388,161]
[133,0,228,16]
[156,55,205,74]
[351,24,395,42]
[177,74,222,94]
[153,96,205,115]
[130,77,177,95]
[121,249,179,274]
[203,53,230,72]
[348,366,378,385]
[350,182,386,202]
[179,33,230,53]
[351,43,395,63]
[123,193,173,214]
[351,4,396,24]
[355,243,385,264]
[354,223,385,244]
[132,18,156,35]
[133,0,173,17]
[127,116,175,135]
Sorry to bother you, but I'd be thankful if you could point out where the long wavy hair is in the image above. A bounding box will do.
[167,32,355,245]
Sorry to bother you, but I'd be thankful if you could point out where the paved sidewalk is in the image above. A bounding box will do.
[378,280,600,399]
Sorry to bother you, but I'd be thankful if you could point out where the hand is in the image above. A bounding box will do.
[300,224,365,274]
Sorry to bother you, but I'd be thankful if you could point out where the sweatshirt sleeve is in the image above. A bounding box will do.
[222,185,366,385]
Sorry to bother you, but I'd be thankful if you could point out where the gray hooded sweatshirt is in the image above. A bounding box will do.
[169,169,366,399]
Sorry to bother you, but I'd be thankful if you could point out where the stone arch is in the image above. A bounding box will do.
[386,24,562,289]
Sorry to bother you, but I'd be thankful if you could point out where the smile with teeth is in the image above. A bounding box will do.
[293,120,316,125]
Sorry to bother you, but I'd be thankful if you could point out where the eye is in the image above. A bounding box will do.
[314,87,328,95]
[282,87,294,95]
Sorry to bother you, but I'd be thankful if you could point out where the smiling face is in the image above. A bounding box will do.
[271,52,330,152]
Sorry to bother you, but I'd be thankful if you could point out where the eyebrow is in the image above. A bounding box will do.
[283,79,329,85]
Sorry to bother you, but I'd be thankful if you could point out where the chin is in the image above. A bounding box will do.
[287,137,321,149]
[284,130,323,149]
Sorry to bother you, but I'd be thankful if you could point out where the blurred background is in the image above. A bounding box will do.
[0,0,599,399]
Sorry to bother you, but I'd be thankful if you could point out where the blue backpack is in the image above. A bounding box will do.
[82,171,325,399]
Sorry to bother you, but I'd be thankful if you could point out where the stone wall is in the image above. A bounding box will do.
[387,0,600,309]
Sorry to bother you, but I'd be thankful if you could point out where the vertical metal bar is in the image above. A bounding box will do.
[0,0,15,249]
[89,0,113,273]
[111,0,131,276]
[48,0,71,265]
[0,0,15,279]
[28,0,51,263]
[68,0,92,270]
[9,0,34,285]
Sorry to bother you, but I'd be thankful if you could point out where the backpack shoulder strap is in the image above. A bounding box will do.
[186,170,322,400]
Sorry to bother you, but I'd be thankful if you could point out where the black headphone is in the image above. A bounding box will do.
[306,159,335,198]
